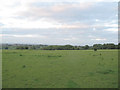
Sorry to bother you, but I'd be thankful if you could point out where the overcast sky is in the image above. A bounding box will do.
[0,0,118,45]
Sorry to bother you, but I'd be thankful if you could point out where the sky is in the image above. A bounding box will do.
[0,0,119,45]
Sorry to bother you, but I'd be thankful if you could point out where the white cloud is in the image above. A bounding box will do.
[1,1,92,29]
[104,23,118,28]
[104,28,118,32]
[91,38,106,41]
[95,19,100,22]
[0,0,117,29]
[61,23,89,29]
[0,0,118,45]
[1,34,47,38]
[64,37,78,41]
[93,27,96,31]
[0,16,90,29]
[64,38,71,41]
[0,18,61,29]
[50,2,94,12]
[92,20,118,29]
[75,0,118,2]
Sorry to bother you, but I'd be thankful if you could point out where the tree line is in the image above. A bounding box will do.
[41,43,119,50]
[2,43,120,50]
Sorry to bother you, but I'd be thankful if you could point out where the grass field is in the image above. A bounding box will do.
[2,50,118,88]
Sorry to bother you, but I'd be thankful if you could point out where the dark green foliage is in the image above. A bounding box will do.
[93,43,117,49]
[94,48,97,51]
[118,43,120,49]
[103,43,116,49]
[20,54,22,56]
[96,70,114,74]
[1,43,119,50]
[93,44,103,49]
[42,45,75,50]
[16,46,24,50]
[48,55,62,57]
[25,47,28,49]
[22,65,26,68]
[58,55,62,57]
[5,47,8,49]
[16,46,29,50]
[42,45,87,50]
[2,44,48,50]
[83,45,89,50]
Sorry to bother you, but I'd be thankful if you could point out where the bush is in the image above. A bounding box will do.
[94,48,97,51]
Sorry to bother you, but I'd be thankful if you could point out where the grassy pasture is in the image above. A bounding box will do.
[2,50,118,88]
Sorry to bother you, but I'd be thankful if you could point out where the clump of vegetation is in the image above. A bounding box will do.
[93,54,97,56]
[20,54,23,56]
[16,46,29,50]
[96,70,114,74]
[34,79,39,81]
[5,47,8,49]
[58,55,62,57]
[48,55,62,57]
[48,55,52,57]
[94,48,97,51]
[22,65,26,68]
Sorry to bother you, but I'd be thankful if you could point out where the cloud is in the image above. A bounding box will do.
[0,1,118,45]
[0,18,61,29]
[91,38,106,41]
[104,28,118,32]
[60,22,90,29]
[18,2,95,24]
[49,2,94,12]
[64,37,78,41]
[1,34,47,38]
[1,16,90,29]
[0,1,117,29]
[103,23,117,28]
[92,20,118,31]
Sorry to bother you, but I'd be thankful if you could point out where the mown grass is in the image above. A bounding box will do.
[2,50,118,88]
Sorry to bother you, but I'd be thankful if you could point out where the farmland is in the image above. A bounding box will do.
[2,50,118,88]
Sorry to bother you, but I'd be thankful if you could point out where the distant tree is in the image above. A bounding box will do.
[42,45,74,50]
[30,46,36,50]
[5,47,8,49]
[64,45,74,50]
[94,48,97,51]
[93,44,103,49]
[16,46,24,50]
[84,45,89,49]
[107,43,115,49]
[115,45,118,49]
[10,43,119,50]
[25,46,29,49]
[118,43,120,49]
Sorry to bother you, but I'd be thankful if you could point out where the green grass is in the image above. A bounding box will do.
[2,50,118,88]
